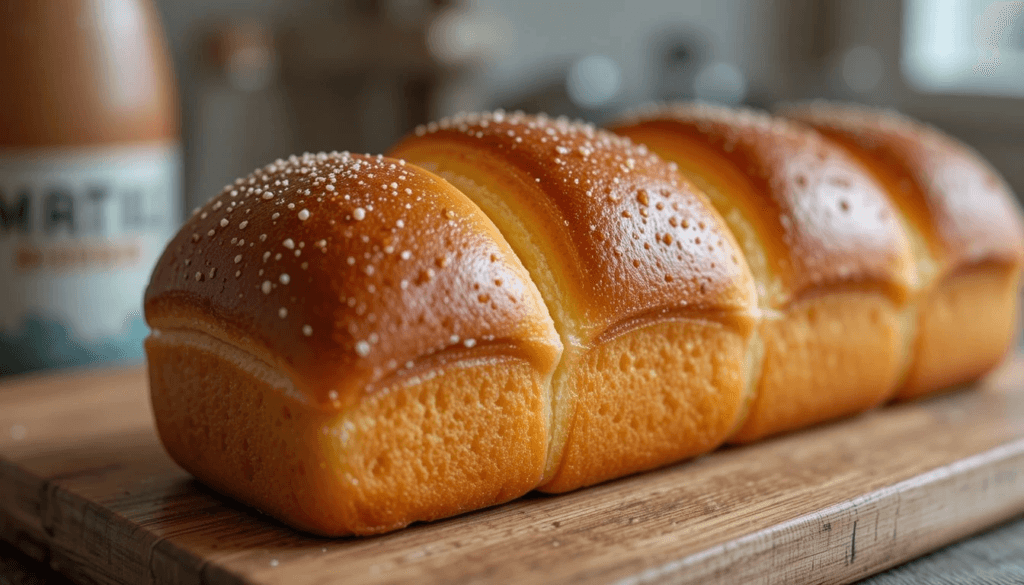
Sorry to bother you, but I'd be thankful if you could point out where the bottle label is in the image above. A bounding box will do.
[0,143,181,375]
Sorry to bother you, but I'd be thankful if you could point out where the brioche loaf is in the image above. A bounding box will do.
[610,103,918,442]
[146,104,1021,537]
[779,102,1024,400]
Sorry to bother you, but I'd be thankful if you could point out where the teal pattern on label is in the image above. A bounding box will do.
[0,314,148,375]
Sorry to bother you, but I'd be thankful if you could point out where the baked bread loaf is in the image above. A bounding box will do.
[779,102,1024,400]
[610,104,918,442]
[146,112,760,534]
[145,105,1021,537]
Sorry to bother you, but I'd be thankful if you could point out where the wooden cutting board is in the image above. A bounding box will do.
[2,355,1024,585]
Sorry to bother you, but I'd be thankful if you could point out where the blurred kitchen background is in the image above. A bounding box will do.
[159,0,1024,210]
[3,0,1024,376]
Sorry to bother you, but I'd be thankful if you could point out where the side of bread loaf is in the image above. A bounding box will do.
[610,103,918,442]
[780,102,1024,400]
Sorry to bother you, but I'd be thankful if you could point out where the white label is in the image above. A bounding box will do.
[0,143,181,373]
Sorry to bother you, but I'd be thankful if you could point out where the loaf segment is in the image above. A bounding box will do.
[145,152,561,535]
[611,104,917,442]
[390,112,759,492]
[781,102,1024,399]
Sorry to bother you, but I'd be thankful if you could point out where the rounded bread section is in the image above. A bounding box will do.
[611,103,917,442]
[781,102,1024,399]
[390,111,758,492]
[144,152,561,535]
[145,152,560,406]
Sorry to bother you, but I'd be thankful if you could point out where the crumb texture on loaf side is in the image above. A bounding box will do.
[731,291,904,442]
[543,316,750,492]
[391,111,759,491]
[147,330,549,536]
[896,263,1022,400]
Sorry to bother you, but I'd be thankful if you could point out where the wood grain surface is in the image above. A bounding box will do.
[1,355,1024,585]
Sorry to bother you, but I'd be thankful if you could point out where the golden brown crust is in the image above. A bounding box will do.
[611,103,917,307]
[145,152,561,409]
[780,101,1024,278]
[391,112,758,337]
[896,264,1022,400]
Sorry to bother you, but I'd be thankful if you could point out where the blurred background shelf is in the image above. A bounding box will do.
[153,0,1024,211]
[4,0,1023,378]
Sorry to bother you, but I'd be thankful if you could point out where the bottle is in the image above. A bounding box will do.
[0,0,181,375]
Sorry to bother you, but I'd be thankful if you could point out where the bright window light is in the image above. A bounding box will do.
[902,0,1024,96]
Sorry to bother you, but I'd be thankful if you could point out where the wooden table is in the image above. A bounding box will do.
[2,354,1024,584]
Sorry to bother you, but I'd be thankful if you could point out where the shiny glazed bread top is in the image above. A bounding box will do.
[780,101,1024,279]
[611,103,918,308]
[145,152,561,409]
[390,111,758,341]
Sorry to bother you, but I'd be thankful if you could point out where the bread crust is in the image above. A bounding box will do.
[392,113,758,332]
[780,102,1024,275]
[611,104,917,306]
[145,152,561,409]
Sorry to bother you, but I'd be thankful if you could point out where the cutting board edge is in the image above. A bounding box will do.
[0,458,251,585]
[615,436,1024,585]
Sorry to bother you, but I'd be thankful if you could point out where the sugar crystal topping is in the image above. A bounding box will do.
[618,101,814,146]
[160,149,536,377]
[613,102,928,301]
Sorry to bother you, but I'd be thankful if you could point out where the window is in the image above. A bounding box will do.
[903,0,1024,95]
